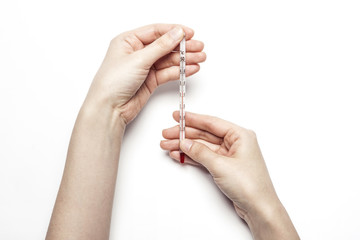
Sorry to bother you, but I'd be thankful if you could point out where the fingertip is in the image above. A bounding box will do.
[169,150,180,161]
[196,40,205,51]
[173,111,180,122]
[186,64,200,77]
[201,52,207,62]
[169,150,201,166]
[160,140,166,149]
[181,27,186,38]
[169,151,186,165]
[162,128,173,138]
[193,63,201,70]
[182,26,194,40]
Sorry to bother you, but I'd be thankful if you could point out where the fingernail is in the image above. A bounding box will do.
[181,139,193,152]
[169,27,184,41]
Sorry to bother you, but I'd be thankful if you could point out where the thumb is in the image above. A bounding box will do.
[140,27,184,68]
[180,139,220,172]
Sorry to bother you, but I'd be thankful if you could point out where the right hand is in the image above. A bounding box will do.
[161,111,299,239]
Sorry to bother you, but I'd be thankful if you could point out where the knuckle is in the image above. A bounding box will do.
[155,37,170,50]
[198,129,208,139]
[171,52,179,64]
[247,129,255,135]
[204,117,216,131]
[110,34,123,46]
[247,129,257,139]
[109,37,117,46]
[227,128,241,144]
[155,31,176,50]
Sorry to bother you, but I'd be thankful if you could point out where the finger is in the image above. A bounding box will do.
[132,23,194,45]
[180,139,221,171]
[169,150,201,166]
[137,26,186,68]
[160,139,221,153]
[155,64,200,85]
[173,39,204,52]
[162,125,222,145]
[160,139,179,151]
[155,51,206,70]
[161,138,230,161]
[173,111,243,138]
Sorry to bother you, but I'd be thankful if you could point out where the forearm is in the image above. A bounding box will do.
[46,100,125,240]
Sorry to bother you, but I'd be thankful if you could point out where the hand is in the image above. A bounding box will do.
[161,111,299,240]
[161,111,274,217]
[84,24,206,124]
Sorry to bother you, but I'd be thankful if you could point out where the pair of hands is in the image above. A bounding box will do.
[85,23,298,239]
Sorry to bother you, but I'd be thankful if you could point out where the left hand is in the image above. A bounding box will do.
[84,23,206,124]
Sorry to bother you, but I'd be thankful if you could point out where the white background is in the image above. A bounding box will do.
[1,0,359,239]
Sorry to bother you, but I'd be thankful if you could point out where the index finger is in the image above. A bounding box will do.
[132,23,194,45]
[172,111,244,138]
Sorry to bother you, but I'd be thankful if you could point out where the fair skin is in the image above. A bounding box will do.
[46,23,299,240]
[161,111,299,239]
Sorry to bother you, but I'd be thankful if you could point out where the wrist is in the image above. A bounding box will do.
[81,96,127,131]
[244,197,283,227]
[84,81,132,126]
[243,199,299,240]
